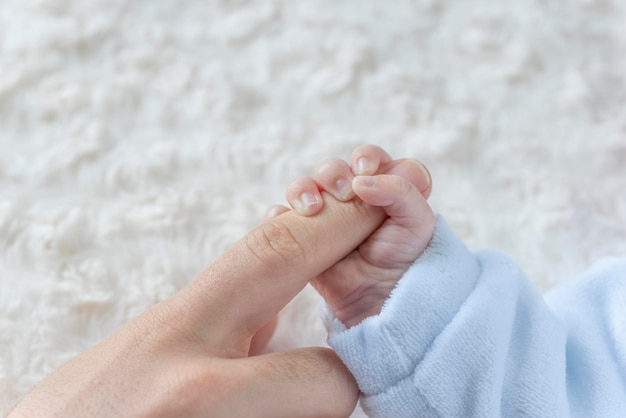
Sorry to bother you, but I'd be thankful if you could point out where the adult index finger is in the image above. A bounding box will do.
[169,193,385,355]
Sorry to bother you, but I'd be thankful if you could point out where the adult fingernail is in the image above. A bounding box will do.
[335,177,354,200]
[295,192,320,213]
[353,176,376,188]
[356,158,371,175]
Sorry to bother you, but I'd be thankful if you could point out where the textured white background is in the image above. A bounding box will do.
[1,0,625,415]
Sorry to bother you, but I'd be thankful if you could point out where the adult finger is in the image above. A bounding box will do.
[171,194,386,352]
[229,347,359,418]
[251,205,293,356]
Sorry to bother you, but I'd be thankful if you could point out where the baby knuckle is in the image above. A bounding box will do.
[394,174,413,195]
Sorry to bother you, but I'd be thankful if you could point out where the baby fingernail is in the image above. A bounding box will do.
[356,157,371,175]
[418,161,431,186]
[296,192,320,212]
[336,177,354,200]
[353,176,376,188]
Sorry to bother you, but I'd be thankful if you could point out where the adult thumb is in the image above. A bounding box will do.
[229,347,359,418]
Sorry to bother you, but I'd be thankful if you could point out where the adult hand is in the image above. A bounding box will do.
[9,196,386,418]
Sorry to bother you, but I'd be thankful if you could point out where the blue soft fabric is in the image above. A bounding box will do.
[322,216,626,417]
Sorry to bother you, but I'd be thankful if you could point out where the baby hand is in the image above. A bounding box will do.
[265,145,435,327]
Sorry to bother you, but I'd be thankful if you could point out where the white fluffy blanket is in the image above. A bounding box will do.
[1,0,625,415]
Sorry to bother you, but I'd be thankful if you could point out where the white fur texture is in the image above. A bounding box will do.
[1,0,625,415]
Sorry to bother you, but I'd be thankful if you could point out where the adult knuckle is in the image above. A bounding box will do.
[245,221,306,268]
[249,349,358,417]
[252,348,334,387]
[169,361,232,415]
[306,348,359,416]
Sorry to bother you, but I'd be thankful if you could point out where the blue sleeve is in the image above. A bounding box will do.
[322,216,626,417]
